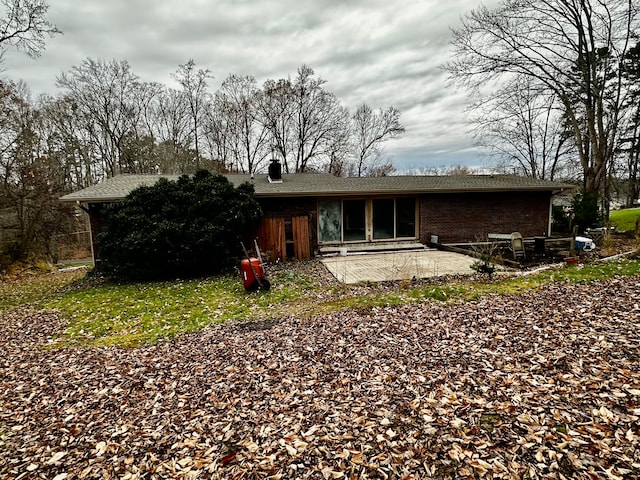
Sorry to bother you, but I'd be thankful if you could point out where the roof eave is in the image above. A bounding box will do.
[60,180,575,202]
[255,186,569,197]
[60,196,124,203]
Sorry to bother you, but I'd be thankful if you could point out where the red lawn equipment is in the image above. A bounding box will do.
[240,240,271,292]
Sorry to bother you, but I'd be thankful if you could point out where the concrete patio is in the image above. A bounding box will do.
[320,249,478,284]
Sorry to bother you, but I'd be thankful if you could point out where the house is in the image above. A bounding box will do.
[60,165,573,263]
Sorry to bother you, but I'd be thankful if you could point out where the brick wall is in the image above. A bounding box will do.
[419,191,551,244]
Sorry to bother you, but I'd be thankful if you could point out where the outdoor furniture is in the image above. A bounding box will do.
[511,232,526,261]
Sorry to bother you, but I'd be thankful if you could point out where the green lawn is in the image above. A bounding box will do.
[43,267,333,347]
[2,257,639,348]
[609,207,640,232]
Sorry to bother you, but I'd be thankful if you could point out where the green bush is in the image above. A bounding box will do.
[572,192,601,232]
[552,205,571,233]
[97,170,262,280]
[471,258,496,278]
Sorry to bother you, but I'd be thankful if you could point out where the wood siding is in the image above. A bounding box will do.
[292,216,311,260]
[257,217,286,262]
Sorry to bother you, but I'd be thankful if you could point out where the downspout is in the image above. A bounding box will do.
[547,192,554,237]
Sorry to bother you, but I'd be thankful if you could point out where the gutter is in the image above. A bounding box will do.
[253,186,571,198]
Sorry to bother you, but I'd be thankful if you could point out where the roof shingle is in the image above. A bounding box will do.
[60,173,574,203]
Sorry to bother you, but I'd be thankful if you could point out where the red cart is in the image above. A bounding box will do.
[240,241,271,291]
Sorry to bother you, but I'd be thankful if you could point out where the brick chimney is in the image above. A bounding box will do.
[268,158,283,183]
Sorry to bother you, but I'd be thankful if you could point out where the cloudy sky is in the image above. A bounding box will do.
[2,0,501,172]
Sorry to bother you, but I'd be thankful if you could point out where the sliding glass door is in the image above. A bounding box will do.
[319,197,416,243]
[343,200,366,241]
[373,199,394,239]
[396,197,416,238]
[318,200,341,242]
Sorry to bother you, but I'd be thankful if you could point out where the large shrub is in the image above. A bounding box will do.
[97,170,262,280]
[572,192,601,232]
[551,205,571,234]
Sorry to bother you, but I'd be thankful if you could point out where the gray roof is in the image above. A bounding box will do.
[60,173,574,203]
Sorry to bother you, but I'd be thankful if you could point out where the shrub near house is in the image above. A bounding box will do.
[96,170,262,280]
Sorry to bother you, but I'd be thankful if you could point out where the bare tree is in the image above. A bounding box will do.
[259,77,294,173]
[446,165,478,176]
[38,94,97,189]
[56,58,145,178]
[259,66,350,173]
[151,88,190,145]
[213,74,270,175]
[171,60,212,169]
[204,93,235,172]
[325,116,351,177]
[290,65,349,173]
[446,0,638,201]
[0,81,72,262]
[0,0,60,60]
[144,86,196,173]
[118,82,165,174]
[414,164,481,176]
[351,103,404,177]
[470,77,571,180]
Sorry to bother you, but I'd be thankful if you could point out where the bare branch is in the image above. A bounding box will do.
[0,0,61,58]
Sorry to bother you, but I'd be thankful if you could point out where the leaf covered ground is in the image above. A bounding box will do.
[1,273,639,478]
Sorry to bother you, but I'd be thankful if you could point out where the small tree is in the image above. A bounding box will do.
[572,192,600,232]
[97,170,262,280]
[470,240,499,278]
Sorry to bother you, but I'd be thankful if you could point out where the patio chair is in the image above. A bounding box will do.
[511,232,525,261]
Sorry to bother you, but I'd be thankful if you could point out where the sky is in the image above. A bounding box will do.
[2,0,501,172]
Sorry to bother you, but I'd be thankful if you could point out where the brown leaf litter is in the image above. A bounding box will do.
[1,277,639,479]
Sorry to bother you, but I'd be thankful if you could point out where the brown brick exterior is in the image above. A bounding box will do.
[86,192,553,262]
[419,191,551,244]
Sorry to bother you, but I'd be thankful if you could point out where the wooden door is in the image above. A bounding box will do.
[292,216,311,260]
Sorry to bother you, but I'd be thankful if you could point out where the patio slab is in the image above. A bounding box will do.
[320,249,477,284]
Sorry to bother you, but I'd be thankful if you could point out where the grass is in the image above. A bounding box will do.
[0,269,87,312]
[44,269,329,348]
[2,256,639,348]
[609,207,640,233]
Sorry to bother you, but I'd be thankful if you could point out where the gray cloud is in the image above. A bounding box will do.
[1,0,501,170]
